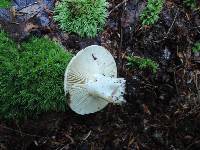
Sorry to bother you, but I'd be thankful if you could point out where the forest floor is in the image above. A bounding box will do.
[0,0,200,149]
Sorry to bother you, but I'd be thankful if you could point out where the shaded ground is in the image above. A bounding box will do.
[0,0,200,149]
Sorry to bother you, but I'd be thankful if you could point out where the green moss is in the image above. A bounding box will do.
[54,0,108,38]
[0,0,11,8]
[192,42,200,53]
[0,31,73,120]
[140,0,164,26]
[183,0,198,9]
[127,56,159,74]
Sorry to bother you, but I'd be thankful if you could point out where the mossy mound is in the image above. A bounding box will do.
[0,31,72,119]
[0,0,11,8]
[54,0,108,38]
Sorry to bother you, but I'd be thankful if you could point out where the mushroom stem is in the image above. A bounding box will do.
[85,74,126,104]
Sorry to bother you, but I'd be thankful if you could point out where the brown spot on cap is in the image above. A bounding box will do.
[92,53,97,60]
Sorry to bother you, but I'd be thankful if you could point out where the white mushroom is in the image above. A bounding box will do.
[64,45,126,115]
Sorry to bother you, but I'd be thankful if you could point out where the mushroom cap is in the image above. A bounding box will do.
[64,45,117,115]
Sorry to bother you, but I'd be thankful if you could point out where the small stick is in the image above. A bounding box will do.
[164,9,179,38]
[109,0,128,15]
[153,9,178,43]
[82,130,92,141]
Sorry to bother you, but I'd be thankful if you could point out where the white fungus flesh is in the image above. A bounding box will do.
[64,45,126,115]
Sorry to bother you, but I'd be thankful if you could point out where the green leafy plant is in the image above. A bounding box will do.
[0,31,72,119]
[140,0,164,26]
[0,0,11,8]
[54,0,108,38]
[183,0,198,9]
[127,56,159,74]
[192,42,200,52]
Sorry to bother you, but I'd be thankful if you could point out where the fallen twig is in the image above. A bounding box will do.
[109,0,128,15]
[153,9,179,43]
[64,133,75,144]
[82,130,92,141]
[165,9,179,38]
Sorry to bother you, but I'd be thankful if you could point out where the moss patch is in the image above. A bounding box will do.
[0,0,11,8]
[127,56,159,74]
[54,0,108,38]
[192,42,200,53]
[0,31,72,120]
[140,0,164,26]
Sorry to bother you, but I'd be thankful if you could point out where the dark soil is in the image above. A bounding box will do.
[1,0,200,150]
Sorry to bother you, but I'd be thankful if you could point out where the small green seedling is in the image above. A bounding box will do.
[192,42,200,53]
[54,0,108,38]
[0,31,73,120]
[140,0,164,26]
[127,56,159,74]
